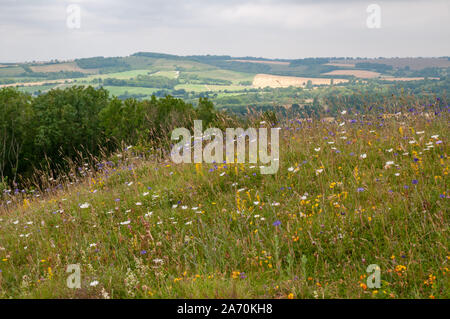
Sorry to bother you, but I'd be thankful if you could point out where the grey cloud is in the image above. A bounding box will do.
[0,0,448,62]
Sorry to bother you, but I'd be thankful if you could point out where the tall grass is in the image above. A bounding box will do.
[0,104,448,299]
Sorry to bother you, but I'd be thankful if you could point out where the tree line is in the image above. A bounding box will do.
[0,86,217,188]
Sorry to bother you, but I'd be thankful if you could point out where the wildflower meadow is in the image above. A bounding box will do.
[0,101,448,299]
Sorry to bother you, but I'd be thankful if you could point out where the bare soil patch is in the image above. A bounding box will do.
[252,74,348,88]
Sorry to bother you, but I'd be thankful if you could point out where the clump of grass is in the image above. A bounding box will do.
[0,108,448,299]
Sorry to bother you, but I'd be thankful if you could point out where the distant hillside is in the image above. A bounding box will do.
[0,53,448,112]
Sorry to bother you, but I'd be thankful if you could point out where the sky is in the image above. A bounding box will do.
[0,0,449,62]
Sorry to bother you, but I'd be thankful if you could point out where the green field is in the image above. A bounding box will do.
[174,83,249,93]
[150,70,179,79]
[185,69,255,84]
[102,86,159,97]
[81,69,154,81]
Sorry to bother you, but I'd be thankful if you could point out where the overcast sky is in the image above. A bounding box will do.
[0,0,449,62]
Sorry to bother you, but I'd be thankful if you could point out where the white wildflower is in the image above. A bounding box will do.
[80,202,90,209]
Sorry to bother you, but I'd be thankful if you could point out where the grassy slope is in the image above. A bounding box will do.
[0,113,448,299]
